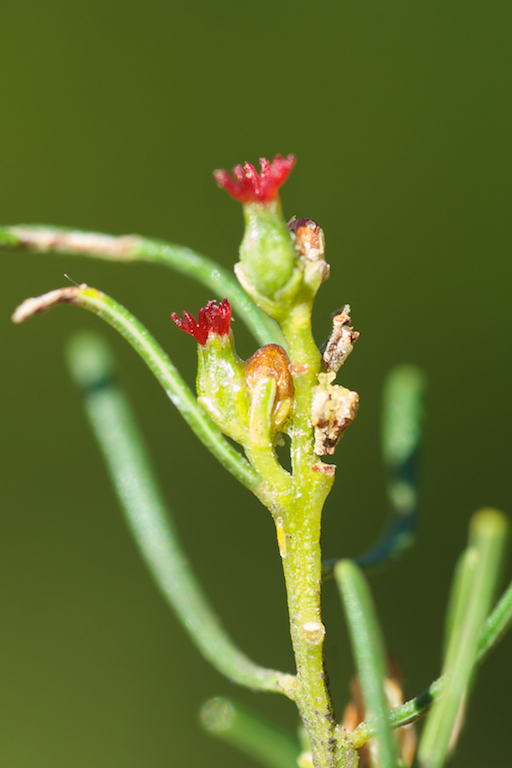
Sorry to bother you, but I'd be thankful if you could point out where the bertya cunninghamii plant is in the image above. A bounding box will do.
[1,156,512,768]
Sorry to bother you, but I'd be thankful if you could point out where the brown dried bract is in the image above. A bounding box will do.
[288,217,325,259]
[289,363,309,377]
[311,373,359,455]
[311,461,336,477]
[321,305,359,373]
[245,344,294,430]
[288,217,330,283]
[342,672,417,768]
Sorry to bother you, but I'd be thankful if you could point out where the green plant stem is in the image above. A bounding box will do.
[0,224,284,347]
[280,298,322,380]
[201,697,301,768]
[279,493,334,768]
[267,300,338,768]
[248,427,336,766]
[335,560,398,768]
[65,330,294,695]
[12,283,260,492]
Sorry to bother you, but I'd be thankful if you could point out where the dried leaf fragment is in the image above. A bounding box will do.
[311,372,359,455]
[342,673,417,768]
[321,305,359,373]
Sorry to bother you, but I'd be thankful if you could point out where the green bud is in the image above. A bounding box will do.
[197,331,250,446]
[172,299,251,445]
[237,201,298,300]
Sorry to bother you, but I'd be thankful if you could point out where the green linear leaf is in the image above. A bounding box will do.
[476,573,512,663]
[201,697,300,768]
[335,560,398,768]
[352,565,512,744]
[418,508,509,768]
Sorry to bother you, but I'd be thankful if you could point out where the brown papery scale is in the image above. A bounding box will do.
[288,217,330,283]
[288,217,324,257]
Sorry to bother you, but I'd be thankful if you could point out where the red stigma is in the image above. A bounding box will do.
[213,155,296,204]
[171,299,232,345]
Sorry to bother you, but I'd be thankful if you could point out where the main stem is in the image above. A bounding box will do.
[280,494,335,767]
[278,302,338,768]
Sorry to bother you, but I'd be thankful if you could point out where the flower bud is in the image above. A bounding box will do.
[214,156,299,301]
[172,300,250,443]
[239,200,298,299]
[245,344,294,432]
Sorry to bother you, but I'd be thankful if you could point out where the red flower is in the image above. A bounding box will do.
[171,299,232,346]
[213,155,296,204]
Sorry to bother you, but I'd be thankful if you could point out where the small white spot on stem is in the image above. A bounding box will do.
[302,621,326,645]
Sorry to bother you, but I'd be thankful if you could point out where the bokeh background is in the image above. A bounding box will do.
[1,1,511,766]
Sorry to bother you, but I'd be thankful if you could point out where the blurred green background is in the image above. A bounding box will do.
[1,1,511,765]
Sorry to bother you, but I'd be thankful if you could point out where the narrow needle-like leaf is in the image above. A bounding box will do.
[12,283,260,491]
[335,560,398,768]
[442,548,478,666]
[0,224,284,347]
[323,366,426,579]
[418,508,509,768]
[476,573,512,663]
[357,365,426,569]
[201,697,301,768]
[352,568,512,744]
[64,330,295,696]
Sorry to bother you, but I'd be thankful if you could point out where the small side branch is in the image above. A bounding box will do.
[0,224,285,348]
[12,284,260,492]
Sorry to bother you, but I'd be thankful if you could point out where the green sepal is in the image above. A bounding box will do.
[197,331,250,445]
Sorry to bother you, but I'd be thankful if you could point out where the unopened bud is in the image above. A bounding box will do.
[216,156,299,301]
[245,344,294,432]
[172,300,251,444]
[237,202,298,300]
